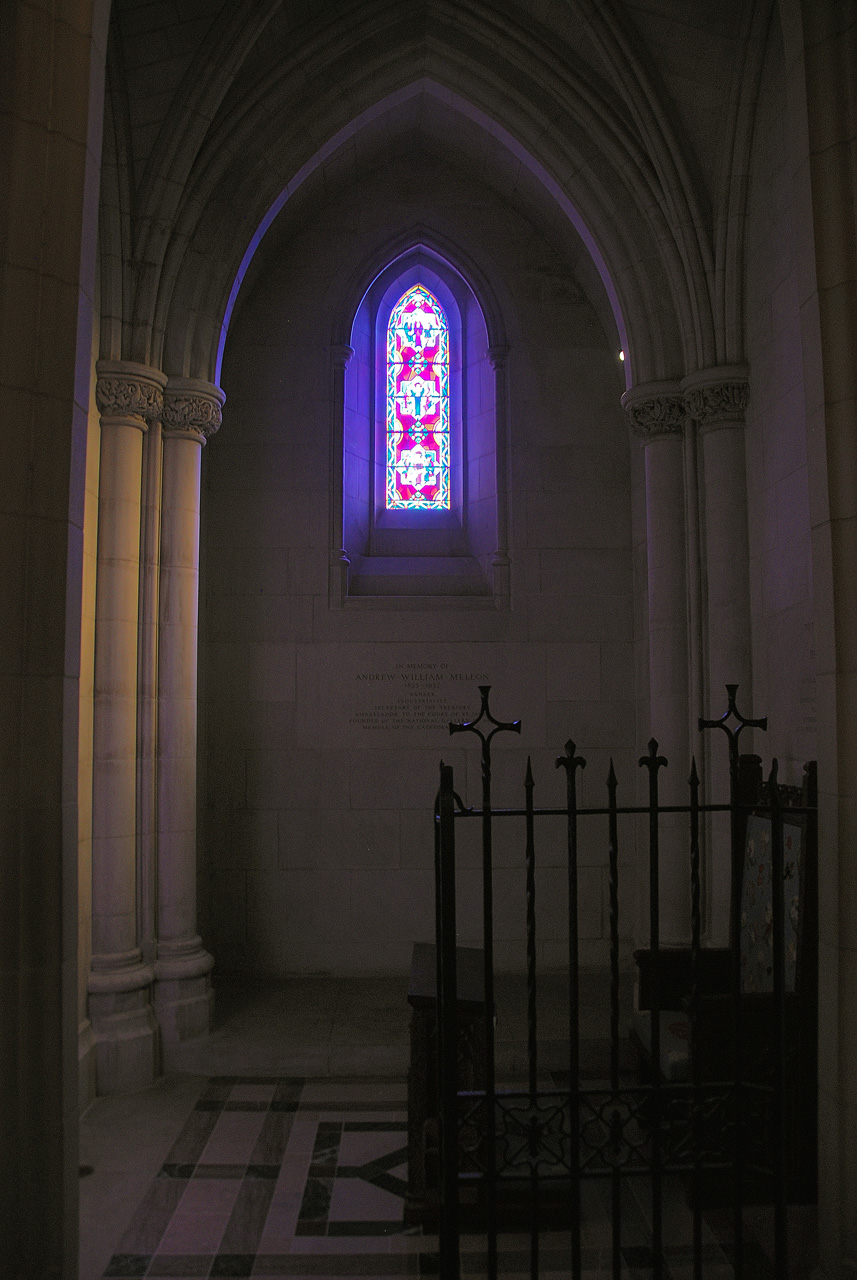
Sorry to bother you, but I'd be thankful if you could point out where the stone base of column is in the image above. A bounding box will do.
[154,937,215,1043]
[88,954,159,1094]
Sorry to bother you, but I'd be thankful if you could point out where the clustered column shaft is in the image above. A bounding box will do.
[153,379,222,1041]
[87,364,222,1092]
[684,366,752,940]
[623,382,691,944]
[623,369,753,946]
[683,368,752,706]
[89,361,164,1093]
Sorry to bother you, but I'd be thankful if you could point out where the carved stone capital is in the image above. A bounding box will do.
[163,377,225,443]
[621,381,686,441]
[488,344,511,371]
[95,361,167,431]
[681,366,749,433]
[330,344,354,370]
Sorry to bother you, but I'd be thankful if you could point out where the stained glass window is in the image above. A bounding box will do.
[386,284,450,509]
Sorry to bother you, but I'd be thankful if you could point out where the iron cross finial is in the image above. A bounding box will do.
[449,685,521,747]
[699,684,767,744]
[699,684,767,780]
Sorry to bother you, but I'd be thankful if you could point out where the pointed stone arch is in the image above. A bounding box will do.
[148,1,722,389]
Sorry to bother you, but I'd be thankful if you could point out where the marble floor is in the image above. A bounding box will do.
[78,1071,736,1279]
[79,975,816,1279]
[159,969,636,1080]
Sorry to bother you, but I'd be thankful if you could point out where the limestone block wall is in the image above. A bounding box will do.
[200,159,637,976]
[744,14,817,780]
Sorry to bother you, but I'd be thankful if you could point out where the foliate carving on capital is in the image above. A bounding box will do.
[162,393,222,441]
[162,378,225,443]
[95,372,164,427]
[623,393,686,441]
[683,379,749,432]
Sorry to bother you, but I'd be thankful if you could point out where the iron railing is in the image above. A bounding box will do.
[433,686,817,1280]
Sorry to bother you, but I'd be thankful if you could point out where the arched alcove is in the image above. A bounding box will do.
[15,0,857,1269]
[202,111,635,977]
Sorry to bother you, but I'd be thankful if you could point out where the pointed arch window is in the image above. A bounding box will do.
[337,247,508,603]
[386,285,450,510]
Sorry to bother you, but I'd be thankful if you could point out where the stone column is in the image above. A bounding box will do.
[329,344,353,606]
[153,378,222,1044]
[622,382,691,944]
[489,344,511,604]
[89,361,164,1092]
[682,367,752,702]
[682,367,752,942]
[138,420,164,970]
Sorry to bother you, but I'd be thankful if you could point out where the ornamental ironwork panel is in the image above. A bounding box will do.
[432,686,817,1280]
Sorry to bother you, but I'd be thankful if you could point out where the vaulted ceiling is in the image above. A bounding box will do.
[101,0,775,385]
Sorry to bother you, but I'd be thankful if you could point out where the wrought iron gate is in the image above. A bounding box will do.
[433,686,817,1280]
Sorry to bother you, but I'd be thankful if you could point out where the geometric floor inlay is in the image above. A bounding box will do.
[101,1076,428,1278]
[100,1075,772,1278]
